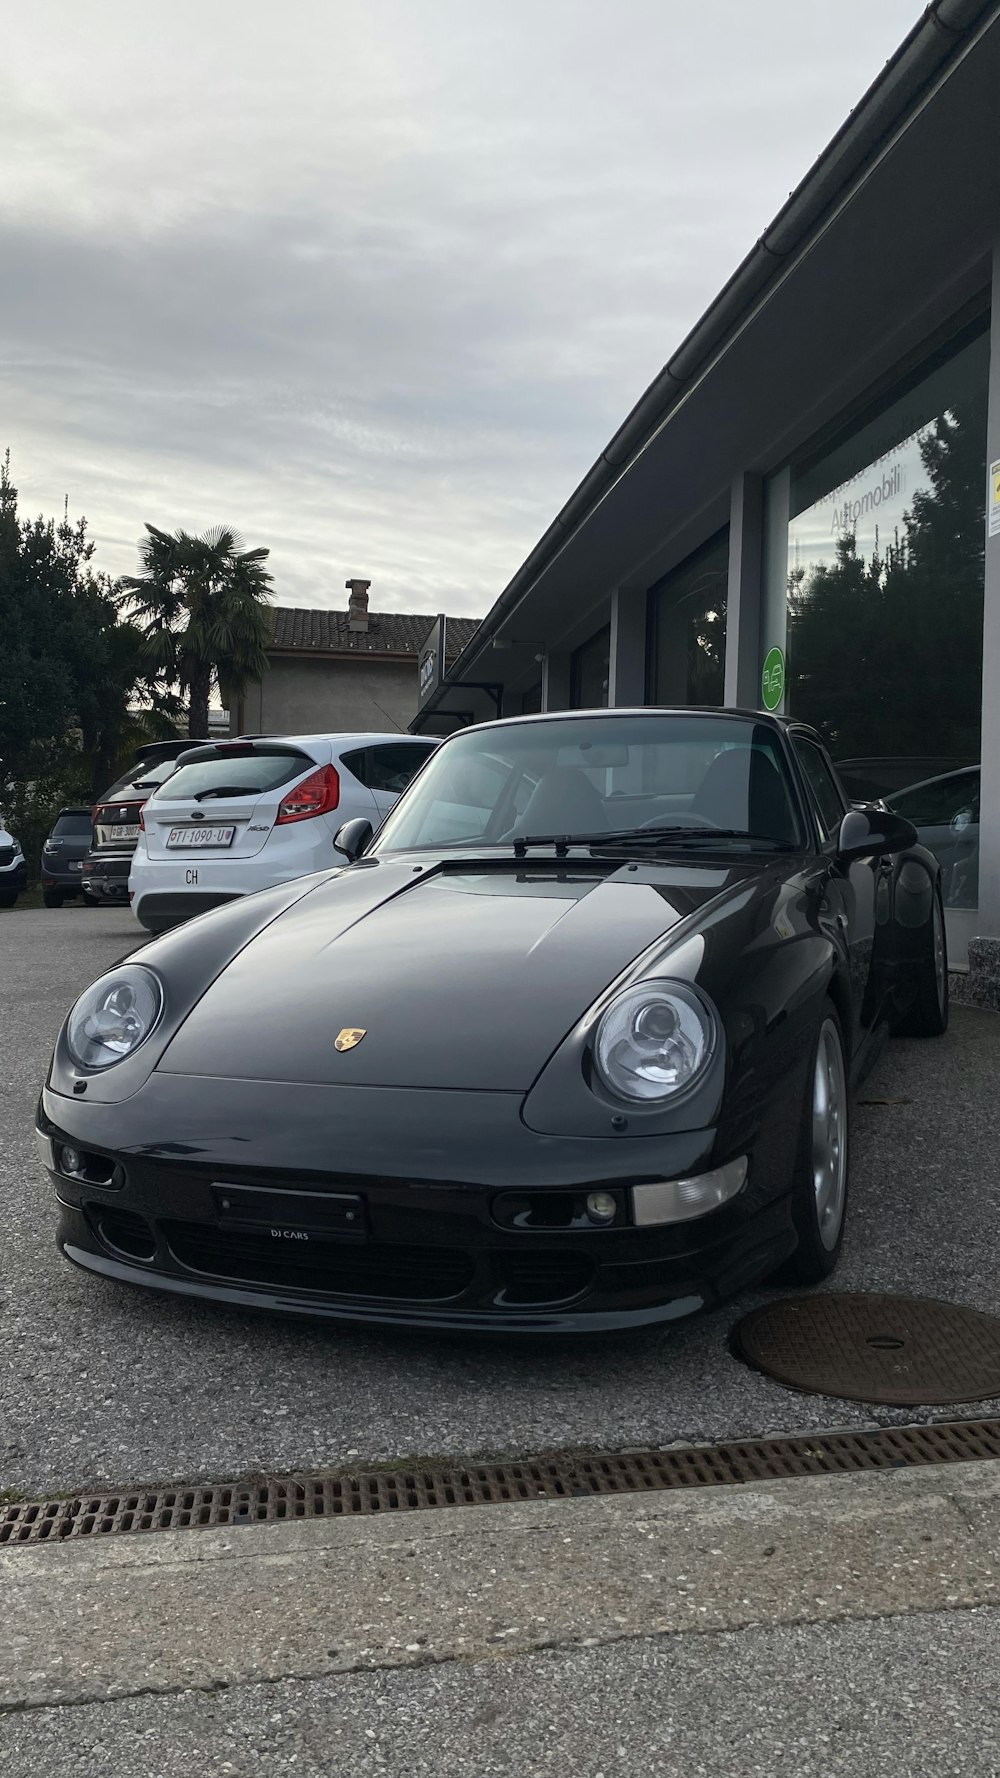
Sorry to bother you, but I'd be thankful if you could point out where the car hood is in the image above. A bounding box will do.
[157,858,753,1091]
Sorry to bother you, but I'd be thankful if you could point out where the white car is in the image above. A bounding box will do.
[129,732,438,934]
[0,822,26,908]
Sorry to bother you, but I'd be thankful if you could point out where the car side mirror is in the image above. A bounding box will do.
[333,817,373,863]
[836,807,917,862]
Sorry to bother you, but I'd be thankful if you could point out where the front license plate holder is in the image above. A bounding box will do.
[211,1184,367,1241]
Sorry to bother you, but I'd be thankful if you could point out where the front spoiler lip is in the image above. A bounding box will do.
[60,1241,706,1334]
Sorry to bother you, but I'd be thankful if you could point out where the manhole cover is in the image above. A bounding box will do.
[733,1293,1000,1406]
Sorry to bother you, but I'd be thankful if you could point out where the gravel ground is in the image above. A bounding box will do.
[2,1607,998,1777]
[3,905,999,1498]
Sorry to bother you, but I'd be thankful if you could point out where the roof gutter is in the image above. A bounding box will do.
[429,0,997,709]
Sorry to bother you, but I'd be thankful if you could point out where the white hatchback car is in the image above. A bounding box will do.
[129,732,438,933]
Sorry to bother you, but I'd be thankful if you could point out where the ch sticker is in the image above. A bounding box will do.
[335,1028,367,1052]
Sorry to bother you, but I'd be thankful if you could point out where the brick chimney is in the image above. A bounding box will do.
[346,577,371,633]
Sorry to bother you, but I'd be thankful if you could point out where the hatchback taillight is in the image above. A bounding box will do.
[275,765,340,824]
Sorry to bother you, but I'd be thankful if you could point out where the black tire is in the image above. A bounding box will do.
[42,888,64,909]
[0,892,17,908]
[769,1000,849,1287]
[894,883,949,1038]
[81,891,98,906]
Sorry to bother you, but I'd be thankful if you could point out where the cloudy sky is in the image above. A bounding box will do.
[3,0,921,618]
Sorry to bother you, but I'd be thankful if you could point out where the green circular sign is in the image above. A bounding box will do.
[761,646,785,711]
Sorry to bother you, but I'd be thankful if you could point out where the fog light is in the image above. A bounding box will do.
[632,1157,748,1227]
[60,1145,83,1176]
[585,1190,618,1225]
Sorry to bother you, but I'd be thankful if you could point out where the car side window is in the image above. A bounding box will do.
[339,748,368,786]
[793,739,846,841]
[366,744,436,794]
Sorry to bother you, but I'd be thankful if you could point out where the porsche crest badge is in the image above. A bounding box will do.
[335,1028,367,1052]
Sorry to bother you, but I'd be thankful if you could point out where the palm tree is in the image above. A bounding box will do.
[122,525,273,738]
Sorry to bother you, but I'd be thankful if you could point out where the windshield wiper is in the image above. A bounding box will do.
[594,827,798,852]
[513,825,691,857]
[512,826,798,857]
[193,785,264,801]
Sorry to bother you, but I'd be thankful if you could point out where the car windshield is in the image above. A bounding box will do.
[374,714,805,854]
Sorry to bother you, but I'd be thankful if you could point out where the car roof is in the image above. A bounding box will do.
[441,706,793,739]
[205,732,435,749]
[133,738,210,760]
[890,764,980,795]
[55,806,93,816]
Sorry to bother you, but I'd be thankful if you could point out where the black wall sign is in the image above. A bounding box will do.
[417,614,446,708]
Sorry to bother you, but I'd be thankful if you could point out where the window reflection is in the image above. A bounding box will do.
[649,531,729,706]
[785,326,988,907]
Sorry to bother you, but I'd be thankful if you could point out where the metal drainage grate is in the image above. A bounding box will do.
[5,1417,1000,1547]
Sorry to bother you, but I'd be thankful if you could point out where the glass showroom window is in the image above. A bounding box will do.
[570,625,611,708]
[781,322,989,908]
[648,530,729,706]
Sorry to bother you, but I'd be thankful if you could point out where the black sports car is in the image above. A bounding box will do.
[37,708,947,1334]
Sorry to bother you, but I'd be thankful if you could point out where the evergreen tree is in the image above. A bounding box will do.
[0,453,175,826]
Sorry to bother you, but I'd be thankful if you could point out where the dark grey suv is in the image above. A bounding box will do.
[41,808,95,907]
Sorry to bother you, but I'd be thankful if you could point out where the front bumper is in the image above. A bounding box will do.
[39,1074,796,1332]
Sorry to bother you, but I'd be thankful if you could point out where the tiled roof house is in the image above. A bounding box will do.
[233,580,482,737]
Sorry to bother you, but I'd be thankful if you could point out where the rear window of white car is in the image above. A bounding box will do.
[149,747,312,801]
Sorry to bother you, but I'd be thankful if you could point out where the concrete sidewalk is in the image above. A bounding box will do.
[4,1459,1000,1773]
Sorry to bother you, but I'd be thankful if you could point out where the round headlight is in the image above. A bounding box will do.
[66,966,163,1070]
[593,981,717,1103]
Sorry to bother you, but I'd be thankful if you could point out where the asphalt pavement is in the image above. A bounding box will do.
[3,905,1000,1501]
[6,1609,999,1778]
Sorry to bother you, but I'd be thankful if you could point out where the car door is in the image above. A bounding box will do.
[790,731,887,1053]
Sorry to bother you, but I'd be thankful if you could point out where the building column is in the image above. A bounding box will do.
[608,586,648,705]
[723,472,764,708]
[755,466,791,715]
[541,652,571,711]
[972,237,1000,965]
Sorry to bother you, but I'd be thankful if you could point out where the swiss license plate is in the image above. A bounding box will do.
[109,824,135,841]
[166,826,236,849]
[68,860,83,870]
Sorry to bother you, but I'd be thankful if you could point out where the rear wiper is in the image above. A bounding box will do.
[193,785,263,801]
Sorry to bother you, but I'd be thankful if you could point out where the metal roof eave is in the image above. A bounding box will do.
[435,0,998,703]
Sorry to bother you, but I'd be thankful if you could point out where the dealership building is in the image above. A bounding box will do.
[413,0,1000,988]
